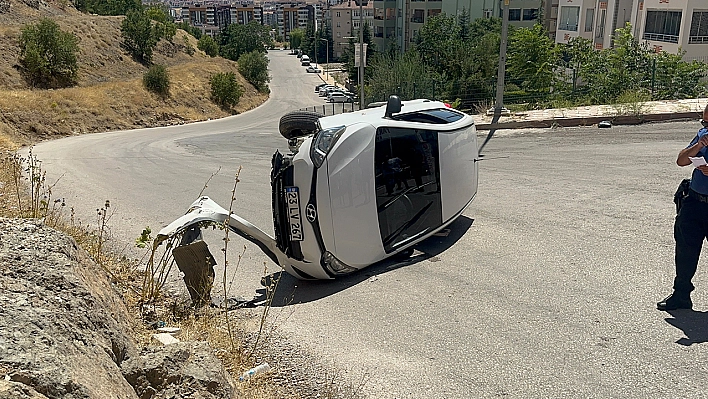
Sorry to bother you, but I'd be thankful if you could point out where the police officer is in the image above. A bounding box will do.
[658,103,708,311]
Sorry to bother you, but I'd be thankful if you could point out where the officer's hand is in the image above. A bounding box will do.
[698,165,708,176]
[699,135,708,148]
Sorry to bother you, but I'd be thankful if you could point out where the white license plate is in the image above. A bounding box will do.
[285,186,303,241]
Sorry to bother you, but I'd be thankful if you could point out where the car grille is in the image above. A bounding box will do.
[271,151,303,260]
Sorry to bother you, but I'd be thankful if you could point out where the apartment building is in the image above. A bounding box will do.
[277,4,317,41]
[552,0,707,62]
[330,1,374,59]
[638,0,707,62]
[372,0,542,54]
[177,3,264,36]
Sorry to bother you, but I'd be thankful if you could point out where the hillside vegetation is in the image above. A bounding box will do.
[0,0,267,149]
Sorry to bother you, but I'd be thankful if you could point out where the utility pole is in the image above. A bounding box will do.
[494,0,510,117]
[357,0,367,109]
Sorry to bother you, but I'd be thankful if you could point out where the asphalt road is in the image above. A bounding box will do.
[30,51,708,398]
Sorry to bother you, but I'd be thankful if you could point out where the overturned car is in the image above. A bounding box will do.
[159,96,479,280]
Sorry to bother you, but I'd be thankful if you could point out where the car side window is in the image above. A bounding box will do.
[374,127,443,253]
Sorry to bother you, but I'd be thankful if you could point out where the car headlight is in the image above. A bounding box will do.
[321,251,358,275]
[310,125,346,168]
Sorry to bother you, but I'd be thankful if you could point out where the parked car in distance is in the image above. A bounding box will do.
[327,89,354,98]
[306,66,322,73]
[157,96,479,280]
[328,92,354,103]
[315,83,330,93]
[319,86,340,97]
[301,55,310,66]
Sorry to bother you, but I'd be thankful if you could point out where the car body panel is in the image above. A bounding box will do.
[438,125,478,221]
[323,123,383,267]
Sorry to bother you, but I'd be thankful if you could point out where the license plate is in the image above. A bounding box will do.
[285,187,303,241]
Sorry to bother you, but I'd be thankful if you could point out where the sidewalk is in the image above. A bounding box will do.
[314,70,706,130]
[472,97,707,130]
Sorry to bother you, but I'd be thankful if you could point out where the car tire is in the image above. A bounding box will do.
[279,110,324,139]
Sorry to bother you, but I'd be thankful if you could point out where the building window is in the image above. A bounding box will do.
[689,11,708,44]
[585,9,594,32]
[411,9,424,23]
[509,9,521,21]
[337,21,341,27]
[558,6,580,31]
[643,10,682,44]
[336,11,340,17]
[484,9,492,18]
[522,8,538,21]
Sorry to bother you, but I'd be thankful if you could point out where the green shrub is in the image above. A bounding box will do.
[237,50,270,91]
[210,72,243,108]
[183,35,195,56]
[197,35,219,57]
[143,64,170,96]
[121,9,158,64]
[19,18,79,88]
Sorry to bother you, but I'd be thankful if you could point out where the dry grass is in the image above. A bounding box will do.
[0,2,364,397]
[0,0,267,148]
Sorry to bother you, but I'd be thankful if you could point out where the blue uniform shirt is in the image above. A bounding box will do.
[688,127,708,195]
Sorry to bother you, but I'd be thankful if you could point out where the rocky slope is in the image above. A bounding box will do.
[0,218,237,399]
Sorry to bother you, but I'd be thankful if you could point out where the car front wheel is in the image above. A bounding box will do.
[278,110,324,139]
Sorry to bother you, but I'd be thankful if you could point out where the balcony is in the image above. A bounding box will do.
[643,32,679,44]
[688,36,708,44]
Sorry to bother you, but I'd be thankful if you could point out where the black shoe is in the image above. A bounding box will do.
[657,293,692,311]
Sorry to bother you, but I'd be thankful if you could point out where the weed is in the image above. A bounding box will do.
[611,89,652,117]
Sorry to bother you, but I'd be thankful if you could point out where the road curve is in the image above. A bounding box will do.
[30,50,708,398]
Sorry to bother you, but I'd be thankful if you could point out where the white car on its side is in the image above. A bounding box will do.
[159,96,479,280]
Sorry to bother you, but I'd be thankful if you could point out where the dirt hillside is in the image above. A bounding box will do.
[0,0,267,149]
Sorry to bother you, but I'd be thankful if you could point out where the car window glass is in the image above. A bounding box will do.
[375,127,443,253]
[392,108,464,124]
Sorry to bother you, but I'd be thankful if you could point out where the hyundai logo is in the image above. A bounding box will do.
[306,203,317,222]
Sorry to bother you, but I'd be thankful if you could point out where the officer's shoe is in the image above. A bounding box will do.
[657,293,692,311]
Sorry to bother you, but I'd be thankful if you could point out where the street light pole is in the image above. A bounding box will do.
[357,0,366,108]
[494,0,510,117]
[319,38,329,80]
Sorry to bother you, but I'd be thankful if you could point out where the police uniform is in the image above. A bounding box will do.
[659,124,708,310]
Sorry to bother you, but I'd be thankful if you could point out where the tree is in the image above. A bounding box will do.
[507,24,558,94]
[368,50,440,103]
[176,21,202,40]
[218,21,273,61]
[146,5,176,42]
[73,0,141,15]
[210,72,243,108]
[576,23,652,103]
[121,9,158,64]
[238,50,270,91]
[143,64,170,97]
[289,28,304,51]
[652,51,708,100]
[198,35,219,57]
[19,18,79,88]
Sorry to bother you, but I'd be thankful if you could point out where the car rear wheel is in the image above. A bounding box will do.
[278,110,324,139]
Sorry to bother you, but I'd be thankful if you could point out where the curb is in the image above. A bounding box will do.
[475,111,702,130]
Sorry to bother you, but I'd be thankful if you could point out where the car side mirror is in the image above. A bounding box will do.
[384,95,401,118]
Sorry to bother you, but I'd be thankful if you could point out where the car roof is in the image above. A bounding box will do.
[318,99,474,131]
